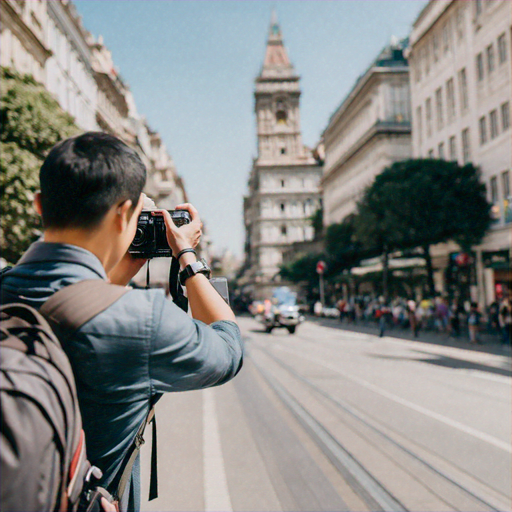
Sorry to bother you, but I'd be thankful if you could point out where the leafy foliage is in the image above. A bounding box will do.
[325,214,369,273]
[356,159,491,251]
[280,252,323,285]
[0,67,79,263]
[309,207,323,240]
[354,159,492,295]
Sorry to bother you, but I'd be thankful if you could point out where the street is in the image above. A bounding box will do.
[141,316,512,512]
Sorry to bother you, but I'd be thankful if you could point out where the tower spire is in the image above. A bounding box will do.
[260,10,296,79]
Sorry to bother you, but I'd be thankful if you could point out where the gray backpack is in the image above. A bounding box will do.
[0,280,156,511]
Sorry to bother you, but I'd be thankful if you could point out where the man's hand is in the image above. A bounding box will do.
[108,252,147,286]
[101,497,118,512]
[162,203,202,258]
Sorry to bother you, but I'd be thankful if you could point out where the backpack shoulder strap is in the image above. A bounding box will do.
[40,280,129,334]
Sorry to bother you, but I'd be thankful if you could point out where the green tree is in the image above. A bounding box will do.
[1,67,79,263]
[309,207,323,240]
[280,252,325,303]
[355,159,492,297]
[325,214,368,274]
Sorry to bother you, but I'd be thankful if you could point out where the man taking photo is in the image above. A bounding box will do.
[1,132,244,512]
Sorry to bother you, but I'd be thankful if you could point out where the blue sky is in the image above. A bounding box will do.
[74,0,427,257]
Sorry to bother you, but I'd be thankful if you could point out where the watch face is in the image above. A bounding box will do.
[180,258,211,285]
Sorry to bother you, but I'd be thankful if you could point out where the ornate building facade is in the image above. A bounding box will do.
[408,0,511,306]
[0,0,50,84]
[243,14,322,299]
[322,38,412,226]
[1,0,191,286]
[46,0,97,131]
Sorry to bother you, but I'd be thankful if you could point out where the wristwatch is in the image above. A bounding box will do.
[179,258,211,285]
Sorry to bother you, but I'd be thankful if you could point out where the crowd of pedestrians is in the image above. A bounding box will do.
[333,295,512,346]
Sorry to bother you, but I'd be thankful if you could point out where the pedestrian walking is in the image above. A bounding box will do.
[435,297,449,333]
[378,303,391,337]
[468,302,482,344]
[407,299,420,337]
[498,297,512,346]
[449,300,463,338]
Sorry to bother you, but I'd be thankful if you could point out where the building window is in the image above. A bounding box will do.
[490,177,499,220]
[280,179,285,188]
[276,110,287,124]
[280,147,286,155]
[458,68,468,112]
[280,202,285,212]
[501,102,510,131]
[426,98,432,137]
[462,128,470,163]
[438,142,445,159]
[449,136,457,161]
[442,22,450,54]
[486,44,495,74]
[503,171,511,199]
[446,78,455,123]
[281,225,287,236]
[479,116,487,145]
[503,171,511,224]
[424,46,430,75]
[433,33,439,62]
[456,6,464,40]
[490,109,499,139]
[416,106,423,144]
[476,53,484,81]
[498,33,507,65]
[414,54,422,82]
[435,88,443,130]
[503,174,512,224]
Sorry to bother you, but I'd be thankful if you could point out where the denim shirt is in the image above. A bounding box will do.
[1,242,244,511]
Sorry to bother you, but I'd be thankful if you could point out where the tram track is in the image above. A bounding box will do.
[249,340,510,512]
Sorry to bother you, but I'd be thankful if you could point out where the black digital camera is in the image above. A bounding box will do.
[129,210,191,258]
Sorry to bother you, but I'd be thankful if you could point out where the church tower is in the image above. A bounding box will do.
[254,11,307,164]
[242,12,322,300]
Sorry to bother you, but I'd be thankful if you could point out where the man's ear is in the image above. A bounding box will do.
[34,192,43,216]
[116,199,133,232]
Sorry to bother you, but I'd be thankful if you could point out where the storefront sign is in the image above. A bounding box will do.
[483,250,510,269]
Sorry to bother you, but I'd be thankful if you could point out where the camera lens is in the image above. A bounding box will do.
[131,226,147,247]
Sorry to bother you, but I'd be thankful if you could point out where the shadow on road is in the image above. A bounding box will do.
[309,316,511,358]
[368,352,512,377]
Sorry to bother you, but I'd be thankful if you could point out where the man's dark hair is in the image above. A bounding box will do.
[39,132,147,229]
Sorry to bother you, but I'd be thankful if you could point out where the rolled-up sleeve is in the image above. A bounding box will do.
[149,293,244,393]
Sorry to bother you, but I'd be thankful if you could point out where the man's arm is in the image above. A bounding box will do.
[162,204,236,324]
[149,291,243,392]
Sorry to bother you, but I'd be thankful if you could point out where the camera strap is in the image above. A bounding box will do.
[169,257,189,312]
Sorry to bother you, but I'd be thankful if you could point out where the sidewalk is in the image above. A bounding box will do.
[308,315,512,358]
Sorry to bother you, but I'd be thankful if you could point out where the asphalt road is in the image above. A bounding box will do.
[140,316,512,512]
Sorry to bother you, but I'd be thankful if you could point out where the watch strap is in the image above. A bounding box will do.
[179,258,211,285]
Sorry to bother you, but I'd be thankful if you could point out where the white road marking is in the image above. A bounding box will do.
[203,388,232,512]
[273,344,512,454]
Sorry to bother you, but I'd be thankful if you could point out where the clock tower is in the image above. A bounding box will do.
[242,12,322,300]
